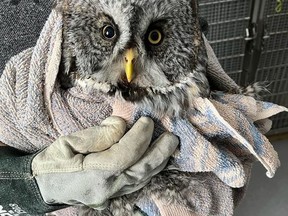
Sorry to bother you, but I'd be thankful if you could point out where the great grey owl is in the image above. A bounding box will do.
[56,0,219,215]
[58,0,210,116]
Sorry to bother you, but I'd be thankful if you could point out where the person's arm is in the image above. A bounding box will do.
[0,145,65,215]
[0,117,178,214]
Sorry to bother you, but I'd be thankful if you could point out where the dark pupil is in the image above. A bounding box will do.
[151,31,160,41]
[104,26,115,38]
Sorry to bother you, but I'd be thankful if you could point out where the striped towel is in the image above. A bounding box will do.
[112,92,286,189]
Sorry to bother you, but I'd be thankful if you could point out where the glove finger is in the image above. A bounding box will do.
[124,132,179,181]
[111,174,153,198]
[112,157,171,198]
[62,116,126,154]
[84,117,154,171]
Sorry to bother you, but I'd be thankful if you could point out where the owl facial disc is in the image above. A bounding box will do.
[62,0,210,114]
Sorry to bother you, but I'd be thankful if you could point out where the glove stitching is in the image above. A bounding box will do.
[0,176,31,179]
[33,163,122,174]
[84,163,123,170]
[0,171,27,174]
[33,167,82,175]
[0,173,29,178]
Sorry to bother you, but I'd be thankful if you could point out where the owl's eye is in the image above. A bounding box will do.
[102,25,116,40]
[148,29,163,45]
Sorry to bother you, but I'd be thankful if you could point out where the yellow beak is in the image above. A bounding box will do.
[124,49,136,83]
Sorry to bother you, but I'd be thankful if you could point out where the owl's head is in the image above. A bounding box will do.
[59,0,210,115]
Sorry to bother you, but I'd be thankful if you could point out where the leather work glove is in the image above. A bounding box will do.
[32,116,179,209]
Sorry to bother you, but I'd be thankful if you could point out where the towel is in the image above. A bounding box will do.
[0,9,287,216]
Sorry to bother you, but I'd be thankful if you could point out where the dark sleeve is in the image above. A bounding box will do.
[0,146,66,215]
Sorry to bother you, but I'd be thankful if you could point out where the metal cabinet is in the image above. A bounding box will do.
[199,0,288,134]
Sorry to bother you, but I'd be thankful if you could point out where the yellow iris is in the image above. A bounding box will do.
[148,29,162,45]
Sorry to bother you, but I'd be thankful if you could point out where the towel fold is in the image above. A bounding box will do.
[112,92,285,189]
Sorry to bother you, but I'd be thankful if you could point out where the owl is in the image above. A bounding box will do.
[56,0,221,215]
[58,0,210,116]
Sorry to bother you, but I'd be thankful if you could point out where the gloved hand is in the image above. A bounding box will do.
[32,116,179,209]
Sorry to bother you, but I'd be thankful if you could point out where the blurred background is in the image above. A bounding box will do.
[0,0,287,215]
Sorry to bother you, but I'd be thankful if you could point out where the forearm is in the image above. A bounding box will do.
[0,146,66,215]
